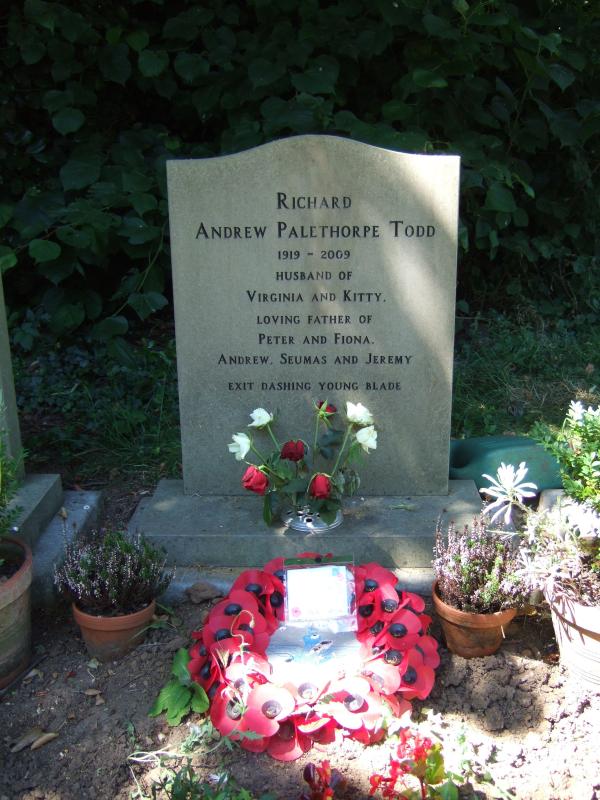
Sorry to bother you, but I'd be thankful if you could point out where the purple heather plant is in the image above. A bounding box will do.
[433,515,528,613]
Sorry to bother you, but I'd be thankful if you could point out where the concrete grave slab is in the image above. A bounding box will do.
[128,478,481,572]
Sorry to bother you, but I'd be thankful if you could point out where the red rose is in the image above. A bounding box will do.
[242,465,269,495]
[281,440,305,462]
[309,473,331,499]
[317,401,337,414]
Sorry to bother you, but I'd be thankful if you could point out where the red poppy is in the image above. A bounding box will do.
[267,717,312,761]
[398,648,435,700]
[362,656,402,694]
[356,563,398,598]
[378,608,423,652]
[210,589,263,622]
[209,686,253,740]
[398,590,426,614]
[243,683,296,737]
[413,635,440,669]
[284,678,330,713]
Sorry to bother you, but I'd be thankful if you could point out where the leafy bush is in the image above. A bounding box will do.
[1,0,598,346]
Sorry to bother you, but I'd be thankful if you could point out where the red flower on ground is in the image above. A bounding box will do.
[242,465,269,495]
[281,440,305,461]
[398,648,435,700]
[309,473,331,499]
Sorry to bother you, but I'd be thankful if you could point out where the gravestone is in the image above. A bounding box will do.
[168,135,460,496]
[130,136,481,576]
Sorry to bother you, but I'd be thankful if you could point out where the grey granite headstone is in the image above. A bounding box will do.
[168,135,460,496]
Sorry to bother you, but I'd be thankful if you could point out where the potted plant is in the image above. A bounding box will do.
[54,530,173,662]
[432,515,528,657]
[227,399,377,530]
[478,406,600,689]
[0,421,29,690]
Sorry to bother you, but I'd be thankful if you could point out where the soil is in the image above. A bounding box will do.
[1,588,599,800]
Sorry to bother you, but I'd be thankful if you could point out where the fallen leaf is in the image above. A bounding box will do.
[66,670,77,679]
[31,732,59,750]
[10,728,45,753]
[87,658,100,670]
[23,668,43,683]
[67,712,76,720]
[185,581,223,604]
[585,363,594,375]
[84,688,102,697]
[95,695,105,706]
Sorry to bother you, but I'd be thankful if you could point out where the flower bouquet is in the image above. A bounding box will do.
[228,400,377,526]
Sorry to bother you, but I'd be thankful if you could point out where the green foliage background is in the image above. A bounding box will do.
[1,0,598,349]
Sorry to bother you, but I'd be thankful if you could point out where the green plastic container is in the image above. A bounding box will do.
[449,436,562,492]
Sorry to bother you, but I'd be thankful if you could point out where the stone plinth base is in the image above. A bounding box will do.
[128,479,481,575]
[10,474,63,547]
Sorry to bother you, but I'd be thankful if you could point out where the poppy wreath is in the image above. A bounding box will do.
[189,553,439,761]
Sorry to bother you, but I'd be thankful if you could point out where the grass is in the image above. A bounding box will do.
[452,310,600,438]
[11,310,600,486]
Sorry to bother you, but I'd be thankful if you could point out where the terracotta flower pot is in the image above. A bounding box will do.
[0,537,32,689]
[547,590,600,691]
[72,600,156,662]
[431,581,516,658]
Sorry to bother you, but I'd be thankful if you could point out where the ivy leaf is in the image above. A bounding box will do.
[20,38,46,64]
[131,192,158,216]
[138,49,169,78]
[52,108,85,135]
[91,316,129,340]
[484,182,517,213]
[248,58,285,88]
[126,29,150,52]
[29,239,61,263]
[128,291,168,320]
[174,53,209,83]
[24,0,57,32]
[0,205,13,229]
[60,153,103,191]
[411,68,448,89]
[291,56,339,95]
[49,303,85,334]
[99,44,131,85]
[0,249,17,273]
[547,64,575,92]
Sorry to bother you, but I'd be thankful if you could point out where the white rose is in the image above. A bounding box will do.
[346,401,373,426]
[248,408,274,428]
[356,425,377,453]
[228,432,251,461]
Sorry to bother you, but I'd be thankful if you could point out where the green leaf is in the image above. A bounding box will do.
[107,337,137,367]
[21,38,46,64]
[82,289,102,319]
[548,64,575,92]
[130,193,158,216]
[437,780,459,800]
[24,0,57,32]
[52,108,85,135]
[0,205,13,229]
[171,648,192,685]
[190,684,209,714]
[126,29,150,52]
[99,44,131,85]
[248,58,285,88]
[148,678,192,726]
[128,291,168,320]
[484,182,516,213]
[263,493,273,526]
[291,56,339,95]
[29,239,61,263]
[60,153,103,191]
[174,53,209,83]
[0,249,17,273]
[138,50,169,78]
[56,226,91,249]
[412,68,448,89]
[49,303,85,334]
[91,315,128,340]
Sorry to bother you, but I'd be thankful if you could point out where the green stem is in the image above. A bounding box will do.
[265,422,280,451]
[312,409,321,467]
[331,424,353,475]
